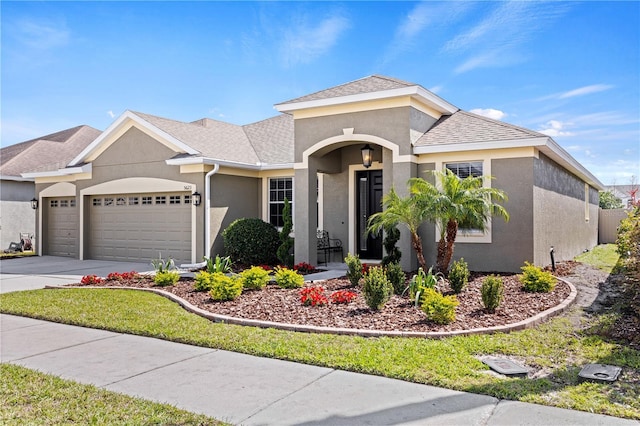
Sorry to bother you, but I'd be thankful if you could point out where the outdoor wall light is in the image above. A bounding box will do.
[31,198,38,210]
[361,144,373,168]
[192,192,202,206]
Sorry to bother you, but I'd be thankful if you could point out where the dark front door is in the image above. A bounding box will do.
[356,170,383,259]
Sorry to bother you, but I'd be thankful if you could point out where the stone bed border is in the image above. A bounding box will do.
[47,277,577,338]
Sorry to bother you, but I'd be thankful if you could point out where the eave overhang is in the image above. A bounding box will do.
[166,156,293,171]
[21,163,92,179]
[275,86,458,116]
[414,137,605,191]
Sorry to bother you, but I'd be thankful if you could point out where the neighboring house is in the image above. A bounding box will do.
[605,184,638,208]
[22,76,603,272]
[0,126,101,251]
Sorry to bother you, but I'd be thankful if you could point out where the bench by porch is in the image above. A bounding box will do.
[317,230,343,265]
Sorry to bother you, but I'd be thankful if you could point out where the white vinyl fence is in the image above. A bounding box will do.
[598,208,629,244]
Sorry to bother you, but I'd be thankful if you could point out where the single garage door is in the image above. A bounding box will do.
[46,197,78,257]
[89,192,191,264]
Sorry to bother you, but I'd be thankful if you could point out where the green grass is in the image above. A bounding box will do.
[2,287,639,420]
[574,244,620,273]
[0,364,224,425]
[1,244,638,420]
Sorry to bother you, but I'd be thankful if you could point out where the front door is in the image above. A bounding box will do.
[356,170,383,260]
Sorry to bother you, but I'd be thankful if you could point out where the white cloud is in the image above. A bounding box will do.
[280,13,350,67]
[107,110,115,119]
[446,1,569,74]
[470,108,507,120]
[539,120,574,137]
[13,18,70,50]
[558,84,614,99]
[428,85,443,94]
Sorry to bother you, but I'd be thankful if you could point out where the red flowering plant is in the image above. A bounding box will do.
[293,262,316,274]
[330,290,357,304]
[361,263,370,275]
[300,286,329,306]
[81,274,103,285]
[259,264,273,271]
[106,271,139,281]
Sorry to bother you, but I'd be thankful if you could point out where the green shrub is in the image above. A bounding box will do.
[151,254,175,273]
[345,253,363,286]
[276,198,294,268]
[153,271,180,287]
[209,272,243,301]
[194,271,213,291]
[274,267,304,289]
[240,266,271,290]
[205,255,232,274]
[421,288,459,324]
[448,258,469,294]
[481,275,504,313]
[407,267,443,307]
[617,207,640,259]
[520,262,556,292]
[222,218,279,266]
[381,224,401,266]
[362,266,393,310]
[385,262,406,295]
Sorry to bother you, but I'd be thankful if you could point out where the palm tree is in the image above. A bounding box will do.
[411,169,509,273]
[367,186,431,272]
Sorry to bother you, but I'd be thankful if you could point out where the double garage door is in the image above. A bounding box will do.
[88,192,192,265]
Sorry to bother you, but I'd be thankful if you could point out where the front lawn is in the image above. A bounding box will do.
[1,244,638,420]
[0,364,224,425]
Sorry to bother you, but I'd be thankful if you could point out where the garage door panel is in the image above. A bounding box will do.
[89,192,191,264]
[46,197,78,257]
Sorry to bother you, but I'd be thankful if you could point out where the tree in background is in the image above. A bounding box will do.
[599,190,624,209]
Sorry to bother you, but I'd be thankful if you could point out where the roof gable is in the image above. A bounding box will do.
[0,125,101,176]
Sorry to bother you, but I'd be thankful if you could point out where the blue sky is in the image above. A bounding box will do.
[2,1,638,185]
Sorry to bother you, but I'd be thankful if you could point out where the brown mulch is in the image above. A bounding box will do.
[73,269,572,334]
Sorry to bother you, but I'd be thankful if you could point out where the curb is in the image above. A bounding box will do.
[46,277,577,339]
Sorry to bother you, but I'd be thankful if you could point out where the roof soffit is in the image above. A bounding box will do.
[69,111,199,166]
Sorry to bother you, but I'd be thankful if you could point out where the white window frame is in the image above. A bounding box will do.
[436,159,493,244]
[267,177,294,229]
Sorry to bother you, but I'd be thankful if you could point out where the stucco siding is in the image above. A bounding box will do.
[0,200,36,250]
[294,107,415,161]
[532,154,598,266]
[211,173,260,257]
[322,171,349,255]
[1,180,35,201]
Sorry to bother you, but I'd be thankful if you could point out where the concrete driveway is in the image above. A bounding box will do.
[0,256,154,294]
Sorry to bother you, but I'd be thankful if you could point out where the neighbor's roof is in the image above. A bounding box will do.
[0,125,101,177]
[414,111,547,147]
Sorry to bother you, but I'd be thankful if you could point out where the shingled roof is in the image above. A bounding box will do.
[277,75,417,105]
[131,111,294,166]
[0,125,101,177]
[414,110,547,147]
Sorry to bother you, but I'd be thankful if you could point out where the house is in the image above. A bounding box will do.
[0,125,101,251]
[21,76,603,272]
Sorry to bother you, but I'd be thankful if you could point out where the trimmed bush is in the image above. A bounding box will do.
[448,258,469,294]
[481,275,504,313]
[240,266,271,290]
[381,224,402,266]
[385,262,406,295]
[222,218,279,266]
[345,253,363,286]
[154,271,180,287]
[421,288,459,324]
[362,266,393,310]
[209,272,243,301]
[520,262,556,292]
[194,271,213,291]
[276,198,294,268]
[274,267,304,289]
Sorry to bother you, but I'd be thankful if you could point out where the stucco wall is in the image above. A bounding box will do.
[0,201,36,251]
[532,153,598,265]
[1,180,35,201]
[294,107,421,161]
[210,173,260,257]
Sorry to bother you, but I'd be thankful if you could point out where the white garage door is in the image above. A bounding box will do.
[46,197,78,257]
[89,192,191,264]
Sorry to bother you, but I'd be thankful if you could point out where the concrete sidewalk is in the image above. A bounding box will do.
[1,257,638,425]
[1,314,637,425]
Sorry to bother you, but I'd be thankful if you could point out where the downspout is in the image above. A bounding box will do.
[204,164,220,258]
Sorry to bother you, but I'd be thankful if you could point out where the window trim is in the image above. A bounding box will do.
[435,159,493,244]
[266,176,294,229]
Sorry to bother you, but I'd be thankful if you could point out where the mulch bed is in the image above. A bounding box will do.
[71,268,572,334]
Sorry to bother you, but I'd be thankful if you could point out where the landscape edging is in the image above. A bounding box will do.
[45,276,577,338]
